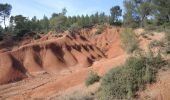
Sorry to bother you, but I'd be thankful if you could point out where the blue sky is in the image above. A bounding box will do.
[1,0,124,19]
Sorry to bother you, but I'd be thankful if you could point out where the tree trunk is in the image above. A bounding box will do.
[141,15,146,27]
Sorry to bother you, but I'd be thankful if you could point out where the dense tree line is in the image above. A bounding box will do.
[0,3,122,40]
[1,0,170,40]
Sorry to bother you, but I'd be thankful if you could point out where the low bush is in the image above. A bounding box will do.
[0,34,3,41]
[0,27,4,41]
[97,51,166,100]
[95,25,104,35]
[33,33,41,40]
[149,40,164,48]
[68,23,80,35]
[85,71,100,86]
[165,29,170,41]
[120,28,139,53]
[144,22,169,33]
[144,24,157,31]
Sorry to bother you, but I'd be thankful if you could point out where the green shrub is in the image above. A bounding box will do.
[144,22,163,32]
[85,71,100,86]
[0,34,3,41]
[165,29,170,41]
[68,23,80,35]
[95,25,104,35]
[149,40,164,48]
[0,26,4,41]
[144,22,167,33]
[165,46,170,54]
[33,33,41,40]
[144,24,157,31]
[120,28,139,53]
[162,22,170,30]
[97,52,166,100]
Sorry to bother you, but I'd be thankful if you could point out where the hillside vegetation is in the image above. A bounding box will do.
[0,0,170,43]
[1,0,170,99]
[98,51,166,99]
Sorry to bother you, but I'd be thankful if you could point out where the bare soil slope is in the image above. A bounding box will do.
[80,26,123,58]
[0,34,105,85]
[0,26,125,99]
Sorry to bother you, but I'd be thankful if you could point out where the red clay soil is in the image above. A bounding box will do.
[0,57,126,100]
[0,33,105,85]
[17,55,126,99]
[1,27,168,100]
[80,26,124,58]
[0,26,126,99]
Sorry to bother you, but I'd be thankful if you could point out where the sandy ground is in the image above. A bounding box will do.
[140,68,170,100]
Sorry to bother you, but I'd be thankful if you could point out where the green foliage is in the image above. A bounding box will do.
[67,12,110,29]
[163,29,170,54]
[123,0,140,28]
[33,33,41,40]
[123,0,170,28]
[137,1,152,27]
[97,52,166,100]
[49,14,67,32]
[48,11,110,33]
[68,23,80,35]
[149,40,164,48]
[0,3,12,29]
[0,26,4,41]
[110,5,122,25]
[0,6,114,39]
[39,15,49,33]
[85,71,100,86]
[165,29,170,41]
[1,0,170,39]
[10,15,31,38]
[120,28,139,53]
[8,14,50,39]
[95,25,104,35]
[144,22,158,31]
[152,0,170,24]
